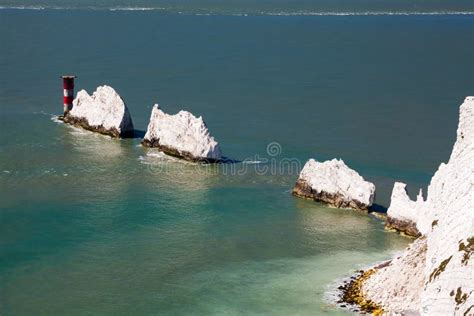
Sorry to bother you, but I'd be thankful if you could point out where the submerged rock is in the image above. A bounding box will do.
[352,97,474,315]
[292,158,375,210]
[61,85,134,138]
[142,105,222,163]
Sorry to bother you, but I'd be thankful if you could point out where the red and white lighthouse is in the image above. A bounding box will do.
[62,75,76,114]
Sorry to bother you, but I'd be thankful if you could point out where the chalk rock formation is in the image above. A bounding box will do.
[142,105,222,163]
[292,158,375,210]
[385,182,424,237]
[360,96,474,315]
[62,85,134,138]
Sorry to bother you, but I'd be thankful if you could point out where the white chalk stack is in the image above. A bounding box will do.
[142,104,222,163]
[292,158,375,211]
[62,85,134,138]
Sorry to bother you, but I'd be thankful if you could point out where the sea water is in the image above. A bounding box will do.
[0,1,473,314]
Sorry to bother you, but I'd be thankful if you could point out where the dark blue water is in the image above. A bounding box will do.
[1,5,473,315]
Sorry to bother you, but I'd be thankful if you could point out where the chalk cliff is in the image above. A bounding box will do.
[62,85,134,138]
[142,105,222,163]
[292,158,375,210]
[354,97,474,315]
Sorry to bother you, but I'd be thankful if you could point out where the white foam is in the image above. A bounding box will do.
[139,151,187,164]
[50,115,63,124]
[241,160,265,165]
[65,123,114,140]
[0,6,46,10]
[146,151,171,159]
[109,7,164,11]
[1,6,472,16]
[264,11,474,16]
[325,250,406,309]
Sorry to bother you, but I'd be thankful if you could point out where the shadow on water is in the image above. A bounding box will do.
[220,157,241,164]
[132,129,146,139]
[368,203,388,213]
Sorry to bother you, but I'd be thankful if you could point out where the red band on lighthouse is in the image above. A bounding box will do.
[62,75,76,114]
[63,96,74,104]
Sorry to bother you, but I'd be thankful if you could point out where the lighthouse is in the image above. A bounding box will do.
[62,75,76,115]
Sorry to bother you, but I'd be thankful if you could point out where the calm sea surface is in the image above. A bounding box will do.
[0,1,473,314]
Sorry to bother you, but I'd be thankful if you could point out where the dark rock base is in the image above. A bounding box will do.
[59,115,133,138]
[338,268,384,315]
[385,216,421,238]
[292,179,369,211]
[141,138,221,164]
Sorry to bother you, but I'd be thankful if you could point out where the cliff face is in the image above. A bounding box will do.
[62,85,134,138]
[292,158,375,210]
[363,97,474,315]
[142,105,222,163]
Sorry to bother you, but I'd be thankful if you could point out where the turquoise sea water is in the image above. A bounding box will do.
[1,2,473,315]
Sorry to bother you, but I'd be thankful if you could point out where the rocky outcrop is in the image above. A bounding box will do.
[345,97,474,315]
[385,182,423,237]
[142,105,223,163]
[61,85,134,138]
[292,159,375,210]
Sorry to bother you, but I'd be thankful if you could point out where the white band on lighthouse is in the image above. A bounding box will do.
[63,89,74,97]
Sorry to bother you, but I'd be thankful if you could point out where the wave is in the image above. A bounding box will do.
[264,10,474,16]
[241,160,265,165]
[144,151,170,159]
[108,7,165,11]
[50,115,63,124]
[0,5,162,11]
[0,6,473,16]
[0,5,46,10]
[140,150,184,162]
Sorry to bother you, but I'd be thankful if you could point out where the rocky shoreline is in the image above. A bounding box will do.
[385,215,420,238]
[338,268,385,315]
